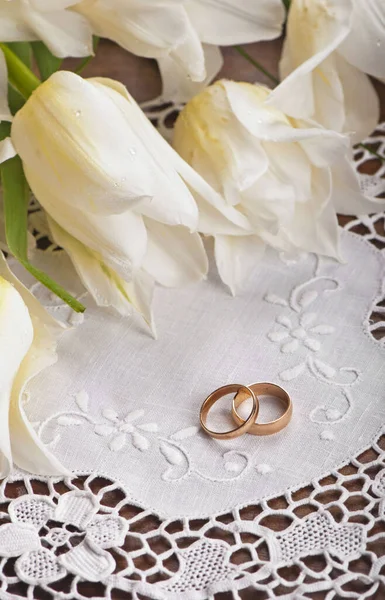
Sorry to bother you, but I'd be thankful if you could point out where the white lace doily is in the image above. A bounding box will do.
[1,107,385,600]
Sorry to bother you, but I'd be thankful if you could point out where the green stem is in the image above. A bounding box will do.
[282,0,291,10]
[358,142,385,162]
[0,43,40,99]
[234,45,279,86]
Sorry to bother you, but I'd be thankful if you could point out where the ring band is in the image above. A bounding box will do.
[232,382,292,436]
[200,384,259,439]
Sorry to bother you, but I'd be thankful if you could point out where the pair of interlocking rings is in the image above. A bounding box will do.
[200,382,292,439]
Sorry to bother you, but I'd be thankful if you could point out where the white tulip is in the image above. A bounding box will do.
[268,0,381,144]
[173,80,383,294]
[0,253,66,477]
[0,71,225,332]
[74,0,285,101]
[0,0,92,58]
[339,0,385,80]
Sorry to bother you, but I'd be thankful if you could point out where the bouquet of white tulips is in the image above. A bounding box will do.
[0,0,384,475]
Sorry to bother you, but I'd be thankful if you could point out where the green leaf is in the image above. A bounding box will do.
[0,156,85,313]
[8,84,25,115]
[0,43,40,99]
[32,42,62,81]
[2,156,28,259]
[0,121,10,142]
[6,42,32,68]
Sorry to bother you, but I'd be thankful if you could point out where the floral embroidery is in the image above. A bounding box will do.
[265,275,360,428]
[95,408,159,452]
[268,311,334,354]
[265,276,359,383]
[37,395,256,483]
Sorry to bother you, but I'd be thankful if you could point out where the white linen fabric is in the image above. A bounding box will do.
[19,226,385,518]
[0,112,384,600]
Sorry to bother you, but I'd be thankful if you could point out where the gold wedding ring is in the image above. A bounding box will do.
[200,384,259,439]
[232,382,292,435]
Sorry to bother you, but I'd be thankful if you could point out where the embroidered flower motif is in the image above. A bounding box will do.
[94,408,158,452]
[268,312,334,355]
[0,491,128,584]
[263,276,361,429]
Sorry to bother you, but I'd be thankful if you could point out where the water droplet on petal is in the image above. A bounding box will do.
[74,110,82,118]
[376,40,381,47]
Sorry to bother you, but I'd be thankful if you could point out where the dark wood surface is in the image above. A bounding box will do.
[68,38,385,122]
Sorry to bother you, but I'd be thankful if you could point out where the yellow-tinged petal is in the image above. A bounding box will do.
[268,0,380,142]
[0,254,67,476]
[172,78,379,292]
[89,76,224,229]
[48,218,155,334]
[11,71,153,216]
[0,276,33,476]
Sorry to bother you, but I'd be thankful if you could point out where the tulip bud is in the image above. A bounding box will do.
[6,71,226,330]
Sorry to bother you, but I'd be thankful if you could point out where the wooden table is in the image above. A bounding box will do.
[71,38,385,120]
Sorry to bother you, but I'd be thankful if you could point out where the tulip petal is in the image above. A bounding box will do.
[187,0,285,45]
[0,50,11,122]
[25,169,147,281]
[0,5,34,41]
[261,141,312,203]
[311,54,345,134]
[168,11,205,82]
[31,0,81,10]
[0,277,33,476]
[159,43,223,103]
[195,188,253,236]
[0,138,17,164]
[0,254,67,476]
[214,234,265,295]
[48,218,155,332]
[330,157,385,215]
[174,83,269,205]
[223,81,348,150]
[280,168,341,259]
[339,0,385,80]
[77,0,205,80]
[143,219,208,288]
[241,170,296,231]
[12,71,154,216]
[25,7,93,58]
[268,0,351,119]
[334,54,379,144]
[91,77,225,229]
